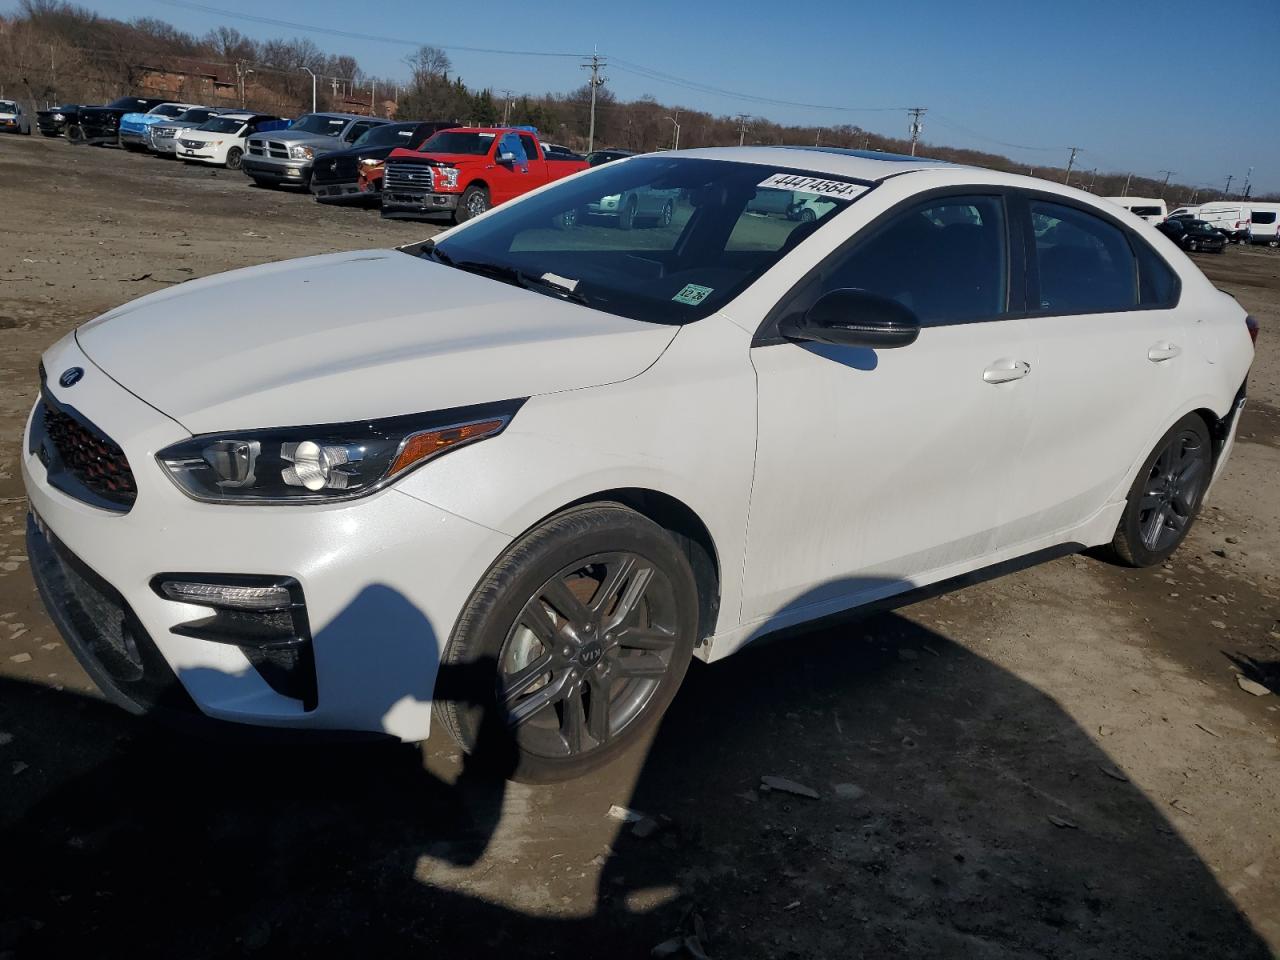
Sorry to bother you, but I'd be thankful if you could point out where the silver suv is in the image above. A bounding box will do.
[242,113,390,189]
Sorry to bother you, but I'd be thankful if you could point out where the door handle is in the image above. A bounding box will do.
[983,359,1031,383]
[1148,342,1182,362]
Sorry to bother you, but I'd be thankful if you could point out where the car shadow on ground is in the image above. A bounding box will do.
[0,576,1271,959]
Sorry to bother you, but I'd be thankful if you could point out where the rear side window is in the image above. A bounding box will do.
[1253,211,1277,225]
[1031,201,1136,314]
[801,195,1008,326]
[1133,239,1179,307]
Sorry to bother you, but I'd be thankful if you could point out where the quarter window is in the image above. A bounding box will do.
[1133,237,1179,307]
[787,195,1008,327]
[1031,200,1137,314]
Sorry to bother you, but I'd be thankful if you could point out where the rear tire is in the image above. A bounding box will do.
[435,503,699,783]
[617,197,637,230]
[1107,414,1212,568]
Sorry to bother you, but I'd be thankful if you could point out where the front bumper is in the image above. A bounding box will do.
[311,178,366,202]
[150,136,179,154]
[22,335,513,740]
[119,129,149,146]
[381,188,460,218]
[242,156,312,184]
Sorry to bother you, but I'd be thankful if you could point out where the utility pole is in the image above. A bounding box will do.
[580,53,607,152]
[1224,174,1233,197]
[815,126,823,146]
[1063,146,1080,185]
[1087,167,1097,192]
[734,114,750,146]
[500,89,515,126]
[236,61,255,108]
[1121,173,1132,197]
[907,106,926,156]
[1242,166,1253,198]
[1158,169,1174,190]
[371,79,377,116]
[300,66,316,112]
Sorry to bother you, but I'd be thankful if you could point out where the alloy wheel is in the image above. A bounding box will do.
[467,192,489,217]
[1137,428,1207,552]
[497,552,679,759]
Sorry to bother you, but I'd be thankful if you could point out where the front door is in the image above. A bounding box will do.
[741,192,1034,624]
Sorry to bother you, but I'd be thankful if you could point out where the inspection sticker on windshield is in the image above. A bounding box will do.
[757,174,868,200]
[673,283,714,306]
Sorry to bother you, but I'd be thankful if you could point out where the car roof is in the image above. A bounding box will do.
[661,145,953,182]
[310,112,389,122]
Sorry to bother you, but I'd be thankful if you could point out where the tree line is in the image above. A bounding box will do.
[0,0,1272,202]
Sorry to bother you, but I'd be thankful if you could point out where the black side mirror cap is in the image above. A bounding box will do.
[779,288,921,349]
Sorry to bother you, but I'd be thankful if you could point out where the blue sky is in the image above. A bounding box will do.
[65,0,1280,191]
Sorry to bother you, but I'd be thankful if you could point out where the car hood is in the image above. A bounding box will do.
[121,112,169,126]
[387,149,490,166]
[180,129,234,143]
[255,130,344,146]
[75,250,679,434]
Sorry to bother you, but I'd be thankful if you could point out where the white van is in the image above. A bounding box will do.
[1103,197,1167,224]
[1246,203,1280,246]
[1191,202,1251,242]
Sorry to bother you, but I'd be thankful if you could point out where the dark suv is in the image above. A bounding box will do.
[310,120,453,203]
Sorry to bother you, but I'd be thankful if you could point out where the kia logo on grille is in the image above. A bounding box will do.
[59,367,84,388]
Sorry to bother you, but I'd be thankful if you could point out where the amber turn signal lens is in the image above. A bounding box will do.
[389,418,507,476]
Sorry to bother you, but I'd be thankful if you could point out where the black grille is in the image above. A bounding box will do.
[27,513,194,716]
[41,397,137,509]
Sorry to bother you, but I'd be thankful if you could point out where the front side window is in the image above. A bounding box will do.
[420,131,496,155]
[424,157,867,325]
[782,195,1009,327]
[1252,211,1277,225]
[1031,200,1136,314]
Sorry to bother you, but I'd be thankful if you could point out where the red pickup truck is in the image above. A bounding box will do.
[381,127,588,222]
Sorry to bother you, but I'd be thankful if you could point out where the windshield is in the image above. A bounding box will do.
[588,151,630,166]
[150,104,187,118]
[353,124,418,149]
[419,131,495,155]
[174,108,217,124]
[0,100,15,112]
[289,114,348,137]
[199,116,245,133]
[427,157,866,325]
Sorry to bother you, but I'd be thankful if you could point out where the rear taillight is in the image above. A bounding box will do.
[1246,315,1259,344]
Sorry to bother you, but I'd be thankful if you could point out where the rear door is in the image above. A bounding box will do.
[1007,194,1187,542]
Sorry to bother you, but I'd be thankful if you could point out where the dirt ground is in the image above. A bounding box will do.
[1,134,1278,959]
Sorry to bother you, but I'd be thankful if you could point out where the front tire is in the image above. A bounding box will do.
[456,185,490,223]
[617,197,637,230]
[225,147,243,170]
[1107,414,1211,567]
[435,503,699,783]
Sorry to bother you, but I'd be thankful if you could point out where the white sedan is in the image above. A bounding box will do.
[23,148,1255,781]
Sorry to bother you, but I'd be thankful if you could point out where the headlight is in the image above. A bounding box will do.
[289,144,316,160]
[156,400,523,504]
[432,166,460,190]
[53,112,65,121]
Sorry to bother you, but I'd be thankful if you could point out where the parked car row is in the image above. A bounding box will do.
[1104,196,1280,248]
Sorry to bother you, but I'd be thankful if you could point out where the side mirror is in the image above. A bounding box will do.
[779,288,920,349]
[497,151,516,164]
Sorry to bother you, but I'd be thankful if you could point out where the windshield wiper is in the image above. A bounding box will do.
[433,254,590,307]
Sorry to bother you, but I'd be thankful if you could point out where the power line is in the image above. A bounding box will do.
[155,0,586,58]
[929,114,1061,153]
[609,59,908,114]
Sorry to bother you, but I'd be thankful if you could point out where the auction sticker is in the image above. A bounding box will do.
[672,283,714,305]
[757,174,868,200]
